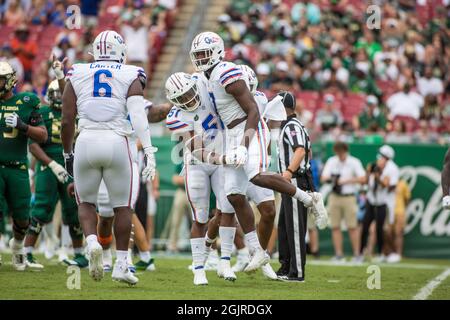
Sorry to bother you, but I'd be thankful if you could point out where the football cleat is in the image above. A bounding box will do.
[9,238,26,271]
[205,250,219,271]
[261,255,277,280]
[112,261,139,286]
[217,259,237,281]
[134,258,156,271]
[87,242,104,281]
[244,248,269,273]
[73,253,89,268]
[232,252,249,273]
[193,267,208,286]
[26,253,44,269]
[103,264,112,273]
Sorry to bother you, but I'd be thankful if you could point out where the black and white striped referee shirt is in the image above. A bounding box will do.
[277,114,311,175]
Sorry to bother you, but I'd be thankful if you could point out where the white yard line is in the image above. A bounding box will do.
[412,268,450,300]
[307,260,447,270]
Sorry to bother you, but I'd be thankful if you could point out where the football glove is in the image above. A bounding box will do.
[225,145,248,168]
[48,160,70,183]
[142,146,158,181]
[63,152,74,178]
[443,195,450,210]
[5,113,28,132]
[51,55,67,80]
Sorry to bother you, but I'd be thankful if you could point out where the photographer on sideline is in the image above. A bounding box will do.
[321,142,366,262]
[360,145,399,261]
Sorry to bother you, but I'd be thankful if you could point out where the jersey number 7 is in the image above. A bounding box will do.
[93,70,112,98]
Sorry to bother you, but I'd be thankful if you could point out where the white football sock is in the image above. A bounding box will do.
[205,234,215,247]
[73,247,83,255]
[139,250,151,263]
[244,230,262,252]
[25,246,33,254]
[294,188,313,206]
[127,248,133,265]
[237,247,249,259]
[190,237,205,269]
[116,250,128,263]
[103,248,112,265]
[86,234,98,247]
[219,226,236,260]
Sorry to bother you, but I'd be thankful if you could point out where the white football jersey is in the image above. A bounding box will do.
[67,61,146,135]
[254,91,268,116]
[207,61,249,127]
[166,73,223,164]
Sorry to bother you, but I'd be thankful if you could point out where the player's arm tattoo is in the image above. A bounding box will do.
[442,149,450,196]
[225,80,260,148]
[148,103,172,123]
[61,81,77,153]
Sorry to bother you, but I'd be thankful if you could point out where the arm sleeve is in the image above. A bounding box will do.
[127,95,153,149]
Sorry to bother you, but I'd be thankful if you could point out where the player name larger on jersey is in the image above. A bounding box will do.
[89,62,122,69]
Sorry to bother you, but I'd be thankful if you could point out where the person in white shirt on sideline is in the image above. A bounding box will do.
[321,142,366,263]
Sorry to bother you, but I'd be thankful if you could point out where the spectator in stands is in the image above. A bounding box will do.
[29,0,49,25]
[349,59,380,95]
[49,0,67,27]
[80,0,102,27]
[315,94,343,132]
[353,95,387,132]
[385,118,412,144]
[255,62,272,90]
[271,60,299,92]
[0,44,24,84]
[3,0,25,26]
[412,120,441,144]
[120,10,150,73]
[52,36,76,67]
[386,82,424,120]
[10,24,37,82]
[417,66,444,98]
[291,0,321,25]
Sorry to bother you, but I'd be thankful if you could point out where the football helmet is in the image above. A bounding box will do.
[190,32,225,72]
[92,30,127,64]
[0,61,17,98]
[46,80,62,109]
[165,72,200,112]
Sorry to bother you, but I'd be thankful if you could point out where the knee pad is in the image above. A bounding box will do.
[98,234,113,247]
[69,223,84,240]
[13,219,29,236]
[27,217,45,236]
[192,207,209,224]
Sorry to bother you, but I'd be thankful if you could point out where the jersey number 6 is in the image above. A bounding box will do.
[93,69,112,98]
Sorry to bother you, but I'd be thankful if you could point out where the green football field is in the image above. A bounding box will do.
[0,254,449,300]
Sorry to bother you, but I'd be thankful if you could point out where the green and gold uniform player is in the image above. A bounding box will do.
[0,61,48,270]
[24,80,88,269]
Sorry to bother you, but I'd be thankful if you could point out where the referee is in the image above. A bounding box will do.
[276,91,314,282]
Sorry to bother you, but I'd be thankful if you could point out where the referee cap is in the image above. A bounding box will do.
[278,91,296,109]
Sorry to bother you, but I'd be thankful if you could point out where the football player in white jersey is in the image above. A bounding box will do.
[205,65,282,279]
[189,32,328,272]
[61,30,157,285]
[165,72,238,285]
[97,99,171,272]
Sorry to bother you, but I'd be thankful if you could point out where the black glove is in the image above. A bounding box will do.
[63,152,74,178]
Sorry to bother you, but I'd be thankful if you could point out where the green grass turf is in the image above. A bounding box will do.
[0,254,449,300]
